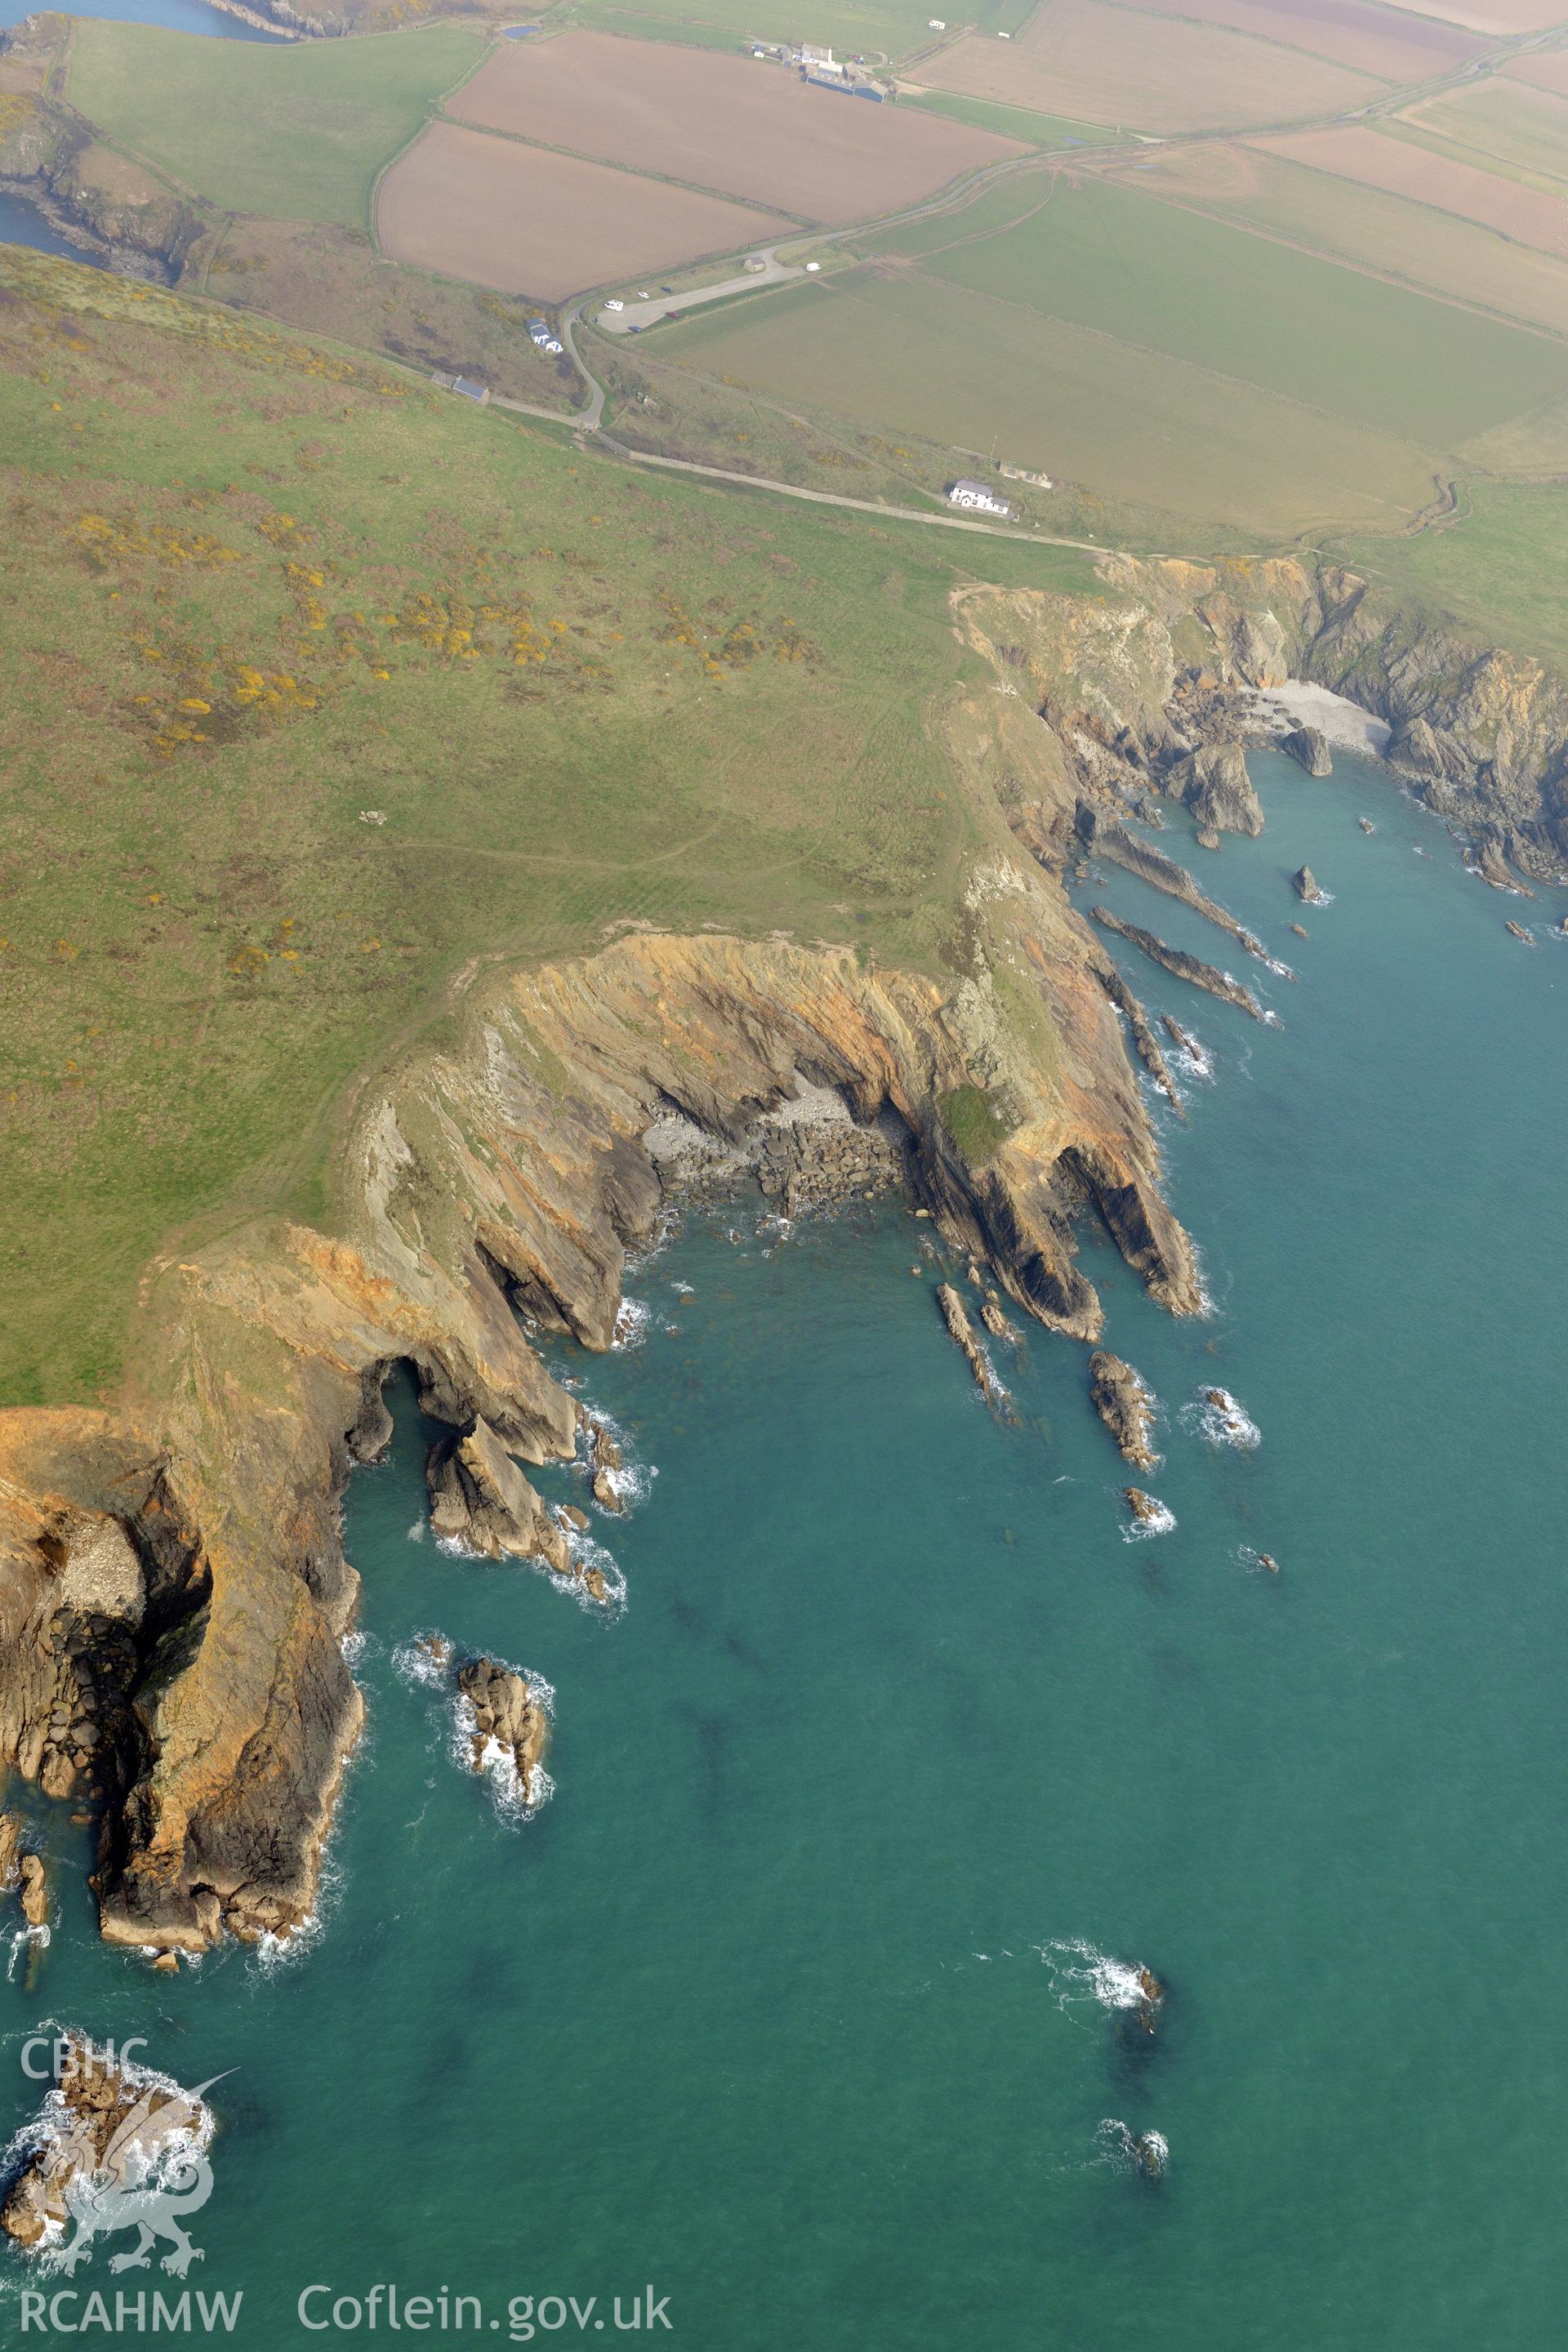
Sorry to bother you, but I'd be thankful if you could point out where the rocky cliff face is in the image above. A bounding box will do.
[0,866,1198,1953]
[0,23,207,282]
[969,555,1568,885]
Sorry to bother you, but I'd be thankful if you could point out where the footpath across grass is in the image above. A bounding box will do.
[0,247,1088,1408]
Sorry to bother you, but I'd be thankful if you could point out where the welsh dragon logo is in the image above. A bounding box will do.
[4,2047,229,2278]
[56,2092,218,2278]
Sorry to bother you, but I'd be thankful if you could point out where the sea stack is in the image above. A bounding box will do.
[1292,866,1325,903]
[1169,745,1264,839]
[1089,1352,1158,1470]
[1281,725,1332,777]
[457,1658,551,1801]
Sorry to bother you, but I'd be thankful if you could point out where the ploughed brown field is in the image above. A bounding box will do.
[376,121,789,301]
[448,33,1022,225]
[1256,125,1568,256]
[1115,0,1484,84]
[1508,51,1568,100]
[1375,0,1568,29]
[909,0,1385,134]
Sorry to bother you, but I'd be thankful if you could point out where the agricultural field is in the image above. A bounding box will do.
[1255,125,1568,256]
[1111,0,1487,83]
[377,122,789,301]
[1396,76,1568,185]
[1378,0,1568,29]
[1507,49,1568,100]
[865,175,1568,445]
[568,0,1036,61]
[65,19,484,228]
[1105,140,1568,338]
[907,0,1387,135]
[448,33,1022,225]
[0,242,1102,1401]
[648,268,1446,533]
[1338,480,1568,673]
[898,89,1129,148]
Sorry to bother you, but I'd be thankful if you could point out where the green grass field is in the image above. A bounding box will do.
[0,246,1098,1407]
[65,20,485,226]
[899,89,1130,149]
[653,269,1446,533]
[1110,145,1568,342]
[1401,79,1568,190]
[565,0,1033,60]
[1338,481,1568,675]
[865,176,1568,447]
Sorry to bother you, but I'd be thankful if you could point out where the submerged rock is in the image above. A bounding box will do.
[1089,1352,1158,1470]
[980,1293,1015,1342]
[936,1285,1013,1419]
[1358,817,1376,834]
[1506,919,1535,944]
[1093,960,1182,1111]
[1281,725,1332,777]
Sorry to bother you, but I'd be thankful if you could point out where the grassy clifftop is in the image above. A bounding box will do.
[0,247,1098,1409]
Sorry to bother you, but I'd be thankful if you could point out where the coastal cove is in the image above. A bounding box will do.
[3,746,1566,2346]
[0,0,281,38]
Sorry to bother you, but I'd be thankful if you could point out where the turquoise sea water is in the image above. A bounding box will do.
[3,748,1566,2347]
[0,0,279,38]
[0,0,280,262]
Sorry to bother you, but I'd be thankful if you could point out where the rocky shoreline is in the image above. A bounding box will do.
[957,555,1568,893]
[3,528,1565,1971]
[0,870,1199,1955]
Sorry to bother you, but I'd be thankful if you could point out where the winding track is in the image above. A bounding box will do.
[462,8,1568,545]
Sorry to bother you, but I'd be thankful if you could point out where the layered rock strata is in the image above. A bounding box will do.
[0,906,1198,1954]
[1088,910,1264,1020]
[1089,1352,1159,1472]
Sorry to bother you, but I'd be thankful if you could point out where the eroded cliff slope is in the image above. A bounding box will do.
[0,863,1197,1953]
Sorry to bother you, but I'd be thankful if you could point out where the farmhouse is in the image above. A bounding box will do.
[946,477,1013,516]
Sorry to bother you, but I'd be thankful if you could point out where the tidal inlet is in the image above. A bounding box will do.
[2,3,1566,2343]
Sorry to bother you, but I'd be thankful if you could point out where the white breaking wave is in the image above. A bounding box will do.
[1121,1496,1175,1542]
[1182,1387,1261,1450]
[1098,2118,1169,2176]
[392,1630,453,1690]
[1036,1937,1152,2016]
[612,1297,651,1349]
[559,1530,628,1615]
[1169,1031,1213,1081]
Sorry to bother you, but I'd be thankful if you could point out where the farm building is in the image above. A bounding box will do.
[947,477,1013,516]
